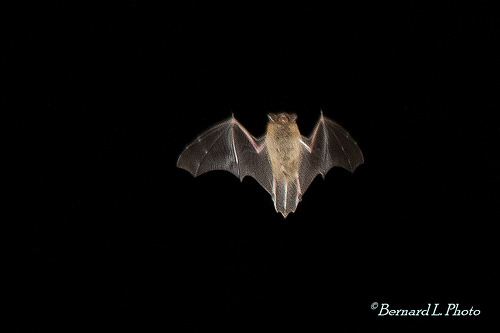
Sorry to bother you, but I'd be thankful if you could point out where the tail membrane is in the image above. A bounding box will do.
[272,177,302,218]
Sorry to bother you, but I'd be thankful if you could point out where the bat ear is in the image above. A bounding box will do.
[289,113,298,123]
[268,113,277,122]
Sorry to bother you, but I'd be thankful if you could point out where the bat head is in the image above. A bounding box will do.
[267,112,298,124]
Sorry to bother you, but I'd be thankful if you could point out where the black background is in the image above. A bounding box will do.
[5,2,497,332]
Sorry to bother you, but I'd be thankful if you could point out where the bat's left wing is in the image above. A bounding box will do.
[177,115,274,195]
[299,112,364,194]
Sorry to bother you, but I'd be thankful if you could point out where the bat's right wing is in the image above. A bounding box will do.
[299,112,364,194]
[177,116,274,195]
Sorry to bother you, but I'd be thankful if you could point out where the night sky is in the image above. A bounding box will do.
[5,3,496,331]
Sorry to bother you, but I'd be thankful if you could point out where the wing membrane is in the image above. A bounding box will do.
[299,113,364,194]
[177,116,274,195]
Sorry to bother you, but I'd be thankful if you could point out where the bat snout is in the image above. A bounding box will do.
[278,114,288,124]
[267,112,297,124]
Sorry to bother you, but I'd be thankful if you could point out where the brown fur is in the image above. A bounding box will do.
[266,119,302,181]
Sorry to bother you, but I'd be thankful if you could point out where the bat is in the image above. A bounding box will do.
[177,112,364,218]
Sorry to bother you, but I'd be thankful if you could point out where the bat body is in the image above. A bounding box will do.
[177,112,363,217]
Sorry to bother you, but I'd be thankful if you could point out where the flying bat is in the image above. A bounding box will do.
[177,112,364,217]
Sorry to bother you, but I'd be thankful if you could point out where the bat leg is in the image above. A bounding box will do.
[272,178,277,212]
[296,175,302,203]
